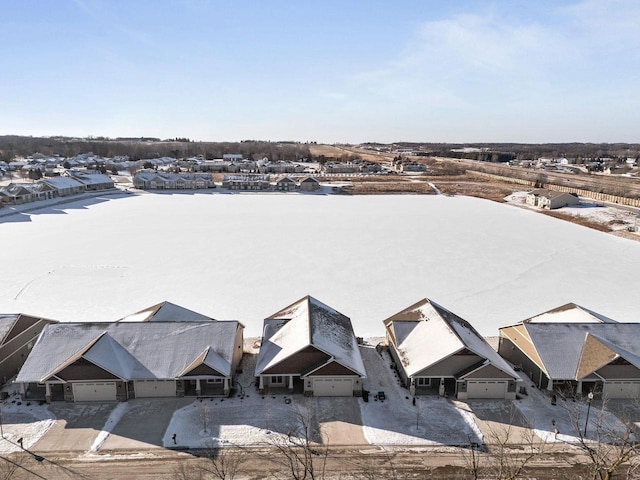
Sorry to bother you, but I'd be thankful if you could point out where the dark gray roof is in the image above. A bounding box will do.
[525,323,640,379]
[16,321,241,383]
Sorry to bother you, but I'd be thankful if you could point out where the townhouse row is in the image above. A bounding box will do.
[3,296,639,403]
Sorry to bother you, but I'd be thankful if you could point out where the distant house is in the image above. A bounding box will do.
[384,299,519,399]
[525,189,579,209]
[274,176,297,191]
[66,171,115,191]
[0,183,55,205]
[499,303,640,398]
[16,319,244,402]
[41,176,85,197]
[324,163,360,174]
[255,295,366,396]
[133,172,215,190]
[400,162,427,173]
[0,314,57,384]
[222,174,270,191]
[259,162,305,174]
[299,177,320,192]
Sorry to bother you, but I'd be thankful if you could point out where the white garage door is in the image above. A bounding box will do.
[466,381,507,399]
[135,380,176,398]
[73,382,117,402]
[313,378,353,397]
[603,381,640,399]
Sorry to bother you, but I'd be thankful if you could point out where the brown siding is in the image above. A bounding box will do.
[597,364,640,380]
[576,335,617,379]
[499,337,549,389]
[308,361,360,376]
[4,315,39,343]
[0,317,52,382]
[414,354,482,377]
[464,363,514,379]
[498,326,545,370]
[57,358,119,381]
[263,346,329,375]
[183,364,224,377]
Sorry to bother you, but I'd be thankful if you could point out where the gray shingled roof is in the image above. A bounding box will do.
[524,323,640,379]
[16,321,240,383]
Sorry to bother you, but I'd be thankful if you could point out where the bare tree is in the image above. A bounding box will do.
[269,405,329,480]
[564,396,640,480]
[464,406,546,480]
[352,449,400,480]
[171,447,247,480]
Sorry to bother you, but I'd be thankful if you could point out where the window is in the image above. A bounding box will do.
[416,378,431,386]
[206,378,222,384]
[271,376,284,385]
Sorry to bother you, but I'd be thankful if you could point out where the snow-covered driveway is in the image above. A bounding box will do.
[358,345,482,445]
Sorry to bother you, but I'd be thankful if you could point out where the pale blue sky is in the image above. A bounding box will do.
[1,0,639,143]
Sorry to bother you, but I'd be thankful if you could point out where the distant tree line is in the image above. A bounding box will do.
[361,142,640,161]
[0,136,312,162]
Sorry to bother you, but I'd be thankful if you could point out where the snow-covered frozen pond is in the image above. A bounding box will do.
[1,192,639,337]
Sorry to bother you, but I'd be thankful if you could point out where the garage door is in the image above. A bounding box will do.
[134,380,176,398]
[73,382,117,402]
[466,381,507,399]
[603,381,640,399]
[313,378,353,397]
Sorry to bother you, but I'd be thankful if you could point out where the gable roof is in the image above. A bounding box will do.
[66,171,114,186]
[16,320,241,383]
[518,322,640,380]
[41,176,84,189]
[384,299,518,379]
[255,295,366,377]
[522,303,617,324]
[117,301,215,323]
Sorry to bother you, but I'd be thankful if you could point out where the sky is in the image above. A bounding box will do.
[1,0,639,144]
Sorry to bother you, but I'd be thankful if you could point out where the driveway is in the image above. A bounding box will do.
[465,399,538,445]
[358,345,482,446]
[101,397,192,450]
[35,403,117,451]
[299,396,367,446]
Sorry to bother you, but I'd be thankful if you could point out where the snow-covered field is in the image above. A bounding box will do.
[1,192,639,337]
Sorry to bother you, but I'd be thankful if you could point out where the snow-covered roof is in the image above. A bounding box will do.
[41,176,84,189]
[522,322,640,380]
[16,321,241,383]
[384,299,519,379]
[255,295,366,377]
[67,171,114,185]
[117,301,215,323]
[134,172,212,182]
[522,303,617,324]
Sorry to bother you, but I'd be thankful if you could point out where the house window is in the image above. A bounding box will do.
[416,378,431,387]
[206,378,223,384]
[271,376,284,385]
